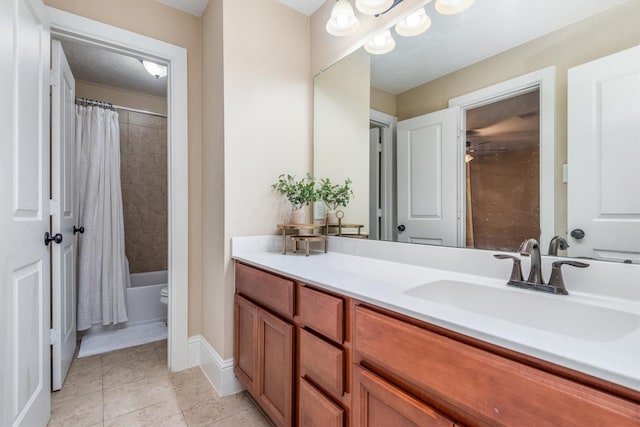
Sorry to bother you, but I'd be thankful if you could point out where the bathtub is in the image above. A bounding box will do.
[81,270,168,336]
[126,270,168,325]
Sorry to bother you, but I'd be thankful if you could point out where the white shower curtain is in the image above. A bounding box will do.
[76,105,129,331]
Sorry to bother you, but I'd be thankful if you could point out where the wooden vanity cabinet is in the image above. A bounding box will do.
[234,264,295,427]
[297,284,350,427]
[352,302,640,427]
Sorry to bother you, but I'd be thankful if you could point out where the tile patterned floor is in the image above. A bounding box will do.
[48,340,272,427]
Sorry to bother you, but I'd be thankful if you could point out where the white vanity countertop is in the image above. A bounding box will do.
[232,236,640,392]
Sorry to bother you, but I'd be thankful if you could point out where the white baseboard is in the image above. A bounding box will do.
[187,335,244,397]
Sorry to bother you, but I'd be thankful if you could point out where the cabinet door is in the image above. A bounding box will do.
[352,366,454,427]
[234,295,258,395]
[257,308,294,427]
[299,377,344,427]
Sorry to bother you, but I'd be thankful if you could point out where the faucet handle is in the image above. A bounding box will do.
[494,254,524,283]
[547,260,590,295]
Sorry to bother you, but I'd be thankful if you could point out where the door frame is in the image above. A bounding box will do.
[449,66,556,250]
[370,109,397,241]
[47,7,190,371]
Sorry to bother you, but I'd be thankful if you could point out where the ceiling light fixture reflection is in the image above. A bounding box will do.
[326,0,360,36]
[395,7,431,37]
[435,0,476,15]
[365,30,396,55]
[142,60,167,79]
[355,0,394,16]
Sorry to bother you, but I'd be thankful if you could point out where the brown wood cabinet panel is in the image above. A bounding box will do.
[257,308,294,427]
[300,328,345,398]
[234,295,258,395]
[236,262,295,318]
[299,377,345,427]
[352,365,454,427]
[354,305,640,426]
[298,285,344,343]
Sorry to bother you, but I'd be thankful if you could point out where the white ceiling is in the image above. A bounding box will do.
[278,0,326,16]
[59,38,167,98]
[156,0,210,16]
[370,0,629,94]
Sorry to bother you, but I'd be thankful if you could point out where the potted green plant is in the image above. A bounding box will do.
[317,177,353,223]
[272,173,317,224]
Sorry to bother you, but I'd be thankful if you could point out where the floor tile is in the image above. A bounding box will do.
[208,405,273,427]
[169,367,219,409]
[182,393,253,427]
[104,400,186,427]
[49,342,270,427]
[48,390,103,427]
[102,356,166,389]
[103,373,175,420]
[101,343,159,368]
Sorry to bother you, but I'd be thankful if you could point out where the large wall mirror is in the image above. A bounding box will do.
[313,0,640,262]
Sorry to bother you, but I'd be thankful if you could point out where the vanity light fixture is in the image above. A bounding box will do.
[395,7,431,37]
[142,60,167,79]
[326,0,360,36]
[435,0,476,15]
[355,0,394,16]
[365,30,396,55]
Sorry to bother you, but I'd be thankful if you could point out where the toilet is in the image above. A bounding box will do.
[160,286,168,305]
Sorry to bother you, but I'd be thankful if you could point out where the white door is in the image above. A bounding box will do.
[51,40,77,391]
[397,107,460,246]
[0,0,51,425]
[567,46,640,263]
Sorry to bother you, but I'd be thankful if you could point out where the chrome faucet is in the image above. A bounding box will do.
[519,238,544,285]
[494,238,589,295]
[548,236,570,256]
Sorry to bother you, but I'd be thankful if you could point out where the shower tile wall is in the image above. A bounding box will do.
[119,110,167,273]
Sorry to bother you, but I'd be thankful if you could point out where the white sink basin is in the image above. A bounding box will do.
[404,280,640,342]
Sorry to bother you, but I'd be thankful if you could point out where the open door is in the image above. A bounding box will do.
[0,0,52,425]
[51,39,77,391]
[397,107,460,246]
[567,46,640,263]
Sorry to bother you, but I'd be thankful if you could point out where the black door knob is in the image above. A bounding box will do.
[44,232,63,246]
[570,229,585,240]
[73,226,85,235]
[397,224,406,232]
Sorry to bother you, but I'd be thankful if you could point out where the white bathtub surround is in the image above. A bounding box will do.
[82,271,168,336]
[78,321,167,357]
[231,235,640,391]
[187,335,245,396]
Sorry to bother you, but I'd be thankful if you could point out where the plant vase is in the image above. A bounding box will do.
[326,209,338,225]
[291,207,306,224]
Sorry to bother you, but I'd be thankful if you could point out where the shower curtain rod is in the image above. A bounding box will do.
[75,97,167,118]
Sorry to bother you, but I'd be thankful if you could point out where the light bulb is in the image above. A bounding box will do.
[355,0,394,16]
[395,7,431,37]
[365,30,395,55]
[142,60,167,79]
[326,0,360,36]
[435,0,476,15]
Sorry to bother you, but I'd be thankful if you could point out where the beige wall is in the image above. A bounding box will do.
[370,86,397,117]
[314,50,370,231]
[201,0,311,359]
[45,0,204,335]
[76,80,167,115]
[396,1,640,240]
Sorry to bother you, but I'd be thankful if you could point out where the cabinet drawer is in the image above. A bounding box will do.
[352,365,454,427]
[235,262,294,318]
[299,377,344,427]
[354,305,640,426]
[300,328,345,398]
[298,285,344,343]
